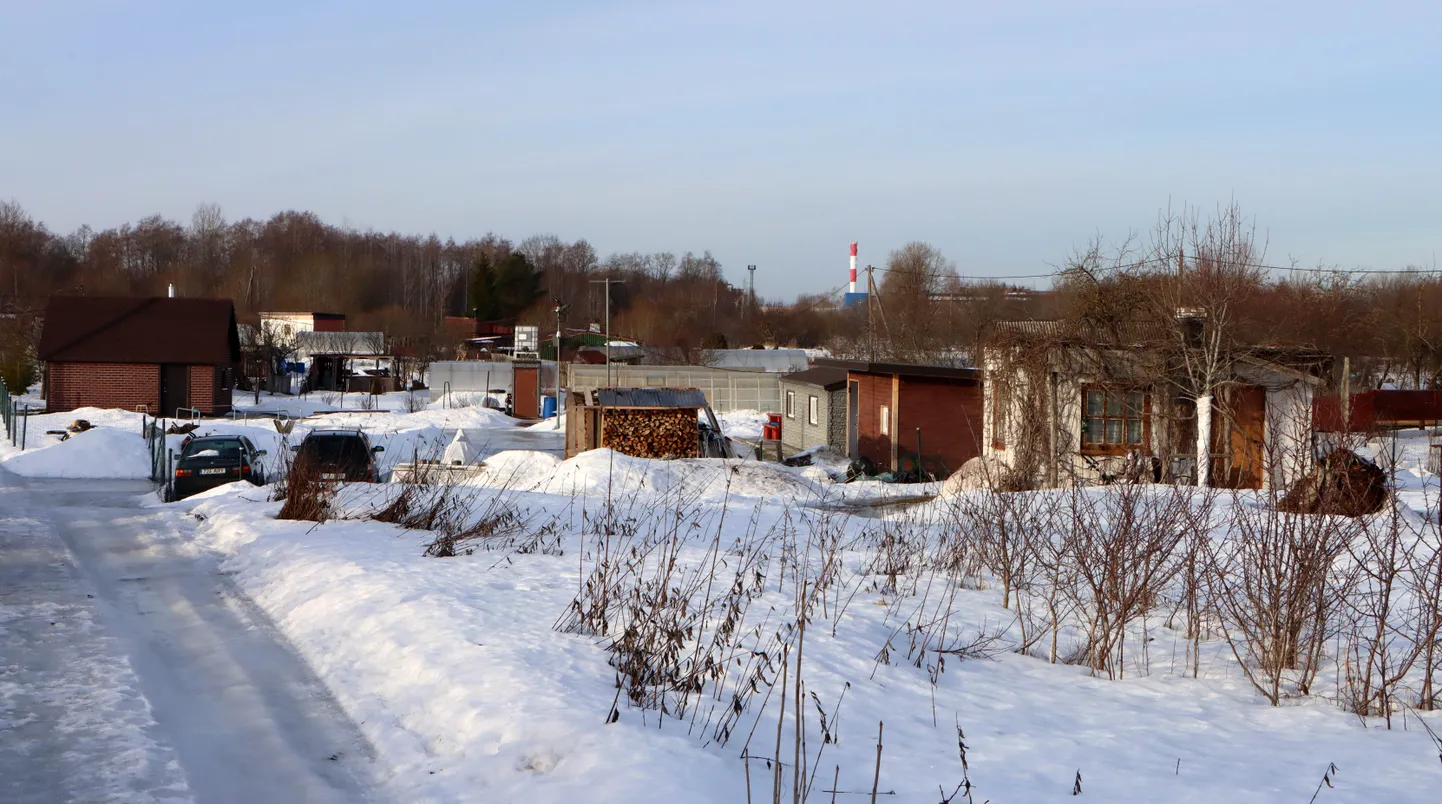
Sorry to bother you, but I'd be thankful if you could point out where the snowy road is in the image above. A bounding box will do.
[0,470,386,803]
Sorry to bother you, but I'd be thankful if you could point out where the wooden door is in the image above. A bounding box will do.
[1214,385,1266,489]
[512,365,540,418]
[160,364,190,415]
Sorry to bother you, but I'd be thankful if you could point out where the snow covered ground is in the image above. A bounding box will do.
[171,442,1442,802]
[0,391,559,482]
[9,400,1442,801]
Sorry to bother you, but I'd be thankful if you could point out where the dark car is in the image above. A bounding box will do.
[172,436,268,500]
[292,429,385,482]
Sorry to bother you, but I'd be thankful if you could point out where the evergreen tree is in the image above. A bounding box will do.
[468,254,499,320]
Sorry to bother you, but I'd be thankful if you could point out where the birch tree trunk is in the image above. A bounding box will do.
[1196,393,1213,487]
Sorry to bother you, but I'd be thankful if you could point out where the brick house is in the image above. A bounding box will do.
[38,296,241,415]
[815,359,984,478]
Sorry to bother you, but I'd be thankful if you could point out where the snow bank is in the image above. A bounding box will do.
[465,448,828,502]
[2,427,150,478]
[178,479,1442,804]
[714,408,769,441]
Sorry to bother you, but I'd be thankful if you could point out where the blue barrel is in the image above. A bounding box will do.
[542,395,558,418]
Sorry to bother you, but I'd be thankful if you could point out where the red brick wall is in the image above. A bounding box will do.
[898,377,983,477]
[850,372,895,470]
[313,316,346,332]
[46,362,161,413]
[44,362,232,415]
[189,365,217,414]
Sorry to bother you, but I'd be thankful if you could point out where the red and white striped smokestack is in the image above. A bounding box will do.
[848,241,858,293]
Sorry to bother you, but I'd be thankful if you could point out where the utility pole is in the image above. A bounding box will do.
[866,265,876,362]
[746,265,756,319]
[589,278,623,387]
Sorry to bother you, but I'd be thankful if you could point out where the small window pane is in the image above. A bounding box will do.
[1106,419,1123,443]
[1085,390,1104,415]
[1106,392,1123,416]
[1126,392,1144,416]
[1084,418,1102,444]
[1126,419,1143,444]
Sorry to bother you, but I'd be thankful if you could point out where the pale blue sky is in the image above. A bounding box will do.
[2,1,1438,297]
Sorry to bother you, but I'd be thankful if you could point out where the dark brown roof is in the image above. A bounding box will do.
[595,387,708,408]
[814,358,981,382]
[39,296,241,365]
[780,366,847,390]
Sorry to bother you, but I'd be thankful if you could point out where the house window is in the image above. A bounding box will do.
[1082,388,1147,450]
[991,382,1009,450]
[880,405,891,436]
[785,390,796,418]
[808,395,819,426]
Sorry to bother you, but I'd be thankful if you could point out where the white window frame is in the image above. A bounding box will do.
[880,405,890,436]
[808,395,819,426]
[785,390,796,418]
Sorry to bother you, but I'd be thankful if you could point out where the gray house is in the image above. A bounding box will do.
[778,366,847,456]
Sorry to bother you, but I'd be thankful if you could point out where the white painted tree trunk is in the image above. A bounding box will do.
[1195,393,1213,487]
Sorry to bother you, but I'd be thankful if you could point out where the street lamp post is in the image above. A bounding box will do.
[553,299,568,431]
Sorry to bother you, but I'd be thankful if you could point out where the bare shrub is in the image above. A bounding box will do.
[1060,483,1190,678]
[422,495,528,557]
[277,454,334,522]
[1208,492,1355,705]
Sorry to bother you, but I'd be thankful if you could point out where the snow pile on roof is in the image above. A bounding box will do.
[1,427,150,478]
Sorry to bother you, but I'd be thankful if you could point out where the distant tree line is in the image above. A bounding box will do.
[0,200,791,381]
[1,198,1438,391]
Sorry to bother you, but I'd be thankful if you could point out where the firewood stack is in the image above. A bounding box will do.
[601,409,699,459]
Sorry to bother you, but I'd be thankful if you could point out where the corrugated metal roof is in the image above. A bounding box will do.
[702,349,809,372]
[596,387,708,408]
[295,331,387,356]
[989,319,1164,344]
[39,296,240,365]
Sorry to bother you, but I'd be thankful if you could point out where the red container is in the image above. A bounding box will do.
[762,423,781,440]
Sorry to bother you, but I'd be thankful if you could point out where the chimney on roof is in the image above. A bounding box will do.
[168,283,175,298]
[1175,307,1205,348]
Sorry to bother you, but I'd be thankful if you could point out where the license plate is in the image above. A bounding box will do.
[321,473,343,480]
[199,468,227,476]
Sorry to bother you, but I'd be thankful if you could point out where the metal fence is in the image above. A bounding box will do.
[566,365,783,414]
[143,414,176,499]
[0,378,30,450]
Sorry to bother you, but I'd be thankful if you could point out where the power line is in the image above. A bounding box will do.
[867,256,1442,284]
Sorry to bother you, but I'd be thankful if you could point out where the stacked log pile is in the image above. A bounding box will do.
[601,409,699,459]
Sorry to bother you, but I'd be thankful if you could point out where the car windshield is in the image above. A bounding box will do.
[300,436,369,463]
[182,441,242,460]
